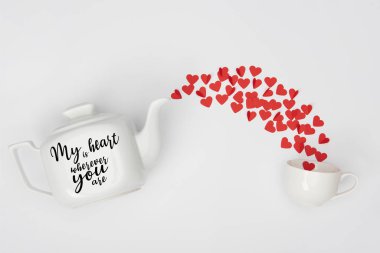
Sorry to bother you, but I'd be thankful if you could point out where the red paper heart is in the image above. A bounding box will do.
[245,91,258,98]
[186,74,199,85]
[294,135,307,144]
[264,77,277,87]
[283,99,295,109]
[281,137,292,149]
[318,133,330,144]
[249,66,262,76]
[269,99,282,110]
[196,87,206,97]
[236,66,246,77]
[301,104,312,115]
[313,116,324,127]
[246,97,261,109]
[209,81,221,92]
[247,111,257,122]
[315,151,327,162]
[293,142,305,153]
[259,109,272,120]
[238,78,250,89]
[182,84,194,95]
[276,84,287,96]
[171,89,182,99]
[292,109,306,120]
[216,94,228,105]
[230,102,243,113]
[302,161,315,171]
[265,120,276,133]
[228,75,238,85]
[233,91,244,103]
[225,85,236,96]
[287,120,299,131]
[289,89,299,99]
[285,110,295,120]
[263,88,273,97]
[297,124,315,135]
[276,121,288,132]
[303,124,315,135]
[201,74,211,84]
[218,67,229,81]
[305,145,316,156]
[252,78,262,88]
[200,96,212,107]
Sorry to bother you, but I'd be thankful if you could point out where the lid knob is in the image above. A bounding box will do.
[63,103,96,120]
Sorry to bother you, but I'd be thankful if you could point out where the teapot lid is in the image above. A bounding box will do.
[51,103,117,135]
[62,103,96,119]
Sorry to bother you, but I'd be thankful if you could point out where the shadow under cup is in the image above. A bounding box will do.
[284,159,358,206]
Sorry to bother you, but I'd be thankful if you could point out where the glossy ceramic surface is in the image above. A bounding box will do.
[9,99,168,207]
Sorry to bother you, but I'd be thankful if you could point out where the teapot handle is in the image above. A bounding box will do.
[9,141,52,196]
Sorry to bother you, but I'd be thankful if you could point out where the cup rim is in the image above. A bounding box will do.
[287,159,341,174]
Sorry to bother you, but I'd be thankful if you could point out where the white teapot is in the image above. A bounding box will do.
[9,99,168,207]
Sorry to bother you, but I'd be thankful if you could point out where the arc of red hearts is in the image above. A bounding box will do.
[170,65,331,171]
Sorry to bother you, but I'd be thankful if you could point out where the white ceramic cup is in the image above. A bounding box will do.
[284,159,358,206]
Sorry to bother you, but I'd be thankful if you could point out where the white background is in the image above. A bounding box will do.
[1,0,380,252]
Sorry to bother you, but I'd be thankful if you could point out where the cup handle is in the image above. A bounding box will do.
[9,141,52,195]
[334,173,358,198]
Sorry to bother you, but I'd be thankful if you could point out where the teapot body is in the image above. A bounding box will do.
[41,115,145,207]
[10,99,168,207]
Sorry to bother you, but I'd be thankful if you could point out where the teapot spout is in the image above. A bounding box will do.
[136,98,169,169]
